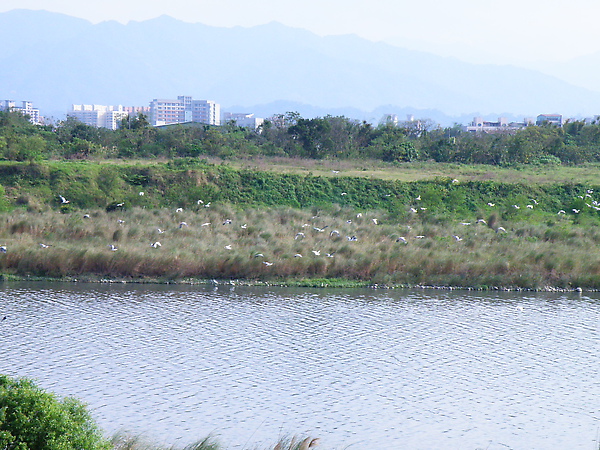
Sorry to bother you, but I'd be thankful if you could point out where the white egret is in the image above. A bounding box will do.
[150,242,161,248]
[59,195,69,204]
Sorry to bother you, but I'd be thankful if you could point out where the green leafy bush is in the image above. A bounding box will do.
[0,374,109,450]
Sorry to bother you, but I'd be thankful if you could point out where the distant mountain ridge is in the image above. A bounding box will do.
[2,9,600,124]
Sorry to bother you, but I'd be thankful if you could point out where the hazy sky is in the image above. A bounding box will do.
[2,0,599,64]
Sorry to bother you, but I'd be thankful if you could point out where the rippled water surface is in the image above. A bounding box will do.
[1,282,599,449]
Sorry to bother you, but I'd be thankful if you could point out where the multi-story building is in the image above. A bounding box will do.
[69,104,129,130]
[222,112,264,129]
[536,114,563,127]
[1,100,42,124]
[149,96,220,126]
[465,116,534,133]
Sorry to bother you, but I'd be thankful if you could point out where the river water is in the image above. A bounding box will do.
[1,282,598,449]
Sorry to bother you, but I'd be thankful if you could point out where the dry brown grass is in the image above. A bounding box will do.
[1,205,600,289]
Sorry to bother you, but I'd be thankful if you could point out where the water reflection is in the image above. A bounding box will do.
[1,282,598,449]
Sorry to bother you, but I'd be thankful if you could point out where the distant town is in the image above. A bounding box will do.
[1,96,595,133]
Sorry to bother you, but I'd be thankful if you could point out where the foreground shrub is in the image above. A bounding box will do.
[0,374,110,450]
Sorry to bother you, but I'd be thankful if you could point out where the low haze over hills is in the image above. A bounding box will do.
[3,9,600,124]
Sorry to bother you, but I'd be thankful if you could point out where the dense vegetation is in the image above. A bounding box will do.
[3,110,600,165]
[0,375,316,450]
[0,375,109,450]
[0,160,598,289]
[2,109,600,289]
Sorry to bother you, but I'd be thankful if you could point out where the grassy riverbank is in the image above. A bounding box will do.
[1,159,600,289]
[1,203,600,290]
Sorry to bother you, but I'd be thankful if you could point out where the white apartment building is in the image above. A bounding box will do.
[69,104,129,130]
[222,112,264,129]
[1,100,42,124]
[465,116,534,133]
[150,96,220,126]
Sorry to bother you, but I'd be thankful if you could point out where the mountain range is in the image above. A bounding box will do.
[3,9,600,125]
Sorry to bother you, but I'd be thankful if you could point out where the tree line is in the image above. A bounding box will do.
[1,109,600,165]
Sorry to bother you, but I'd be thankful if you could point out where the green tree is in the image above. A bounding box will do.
[120,113,150,130]
[288,117,333,159]
[0,374,110,450]
[366,124,419,162]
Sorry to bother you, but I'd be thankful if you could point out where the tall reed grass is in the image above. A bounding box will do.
[109,432,319,450]
[0,204,599,289]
